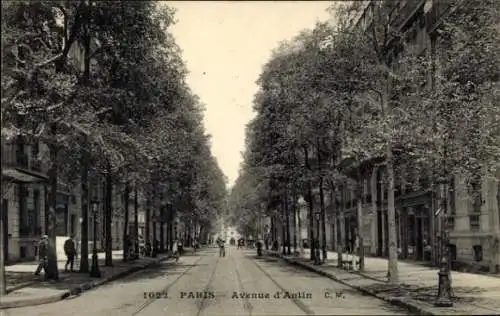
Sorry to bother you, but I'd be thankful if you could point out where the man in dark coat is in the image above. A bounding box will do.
[64,235,77,272]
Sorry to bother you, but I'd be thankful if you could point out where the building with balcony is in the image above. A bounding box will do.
[1,34,124,263]
[2,134,49,262]
[324,0,500,272]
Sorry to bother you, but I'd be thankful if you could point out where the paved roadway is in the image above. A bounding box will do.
[4,247,411,316]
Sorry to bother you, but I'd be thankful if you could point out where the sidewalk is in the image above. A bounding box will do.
[266,249,500,315]
[1,250,173,309]
[5,250,123,292]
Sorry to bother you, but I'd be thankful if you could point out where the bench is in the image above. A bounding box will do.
[341,259,360,270]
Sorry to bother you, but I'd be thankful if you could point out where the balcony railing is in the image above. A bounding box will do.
[1,142,45,174]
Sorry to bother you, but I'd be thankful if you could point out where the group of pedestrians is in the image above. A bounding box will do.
[34,234,197,278]
[35,235,77,278]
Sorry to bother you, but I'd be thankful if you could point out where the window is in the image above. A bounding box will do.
[469,215,480,231]
[468,177,483,213]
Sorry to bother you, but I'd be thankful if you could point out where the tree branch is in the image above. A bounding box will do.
[53,4,68,44]
[35,1,85,69]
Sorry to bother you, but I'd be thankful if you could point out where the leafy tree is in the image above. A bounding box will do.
[1,0,226,279]
[405,0,500,270]
[2,0,95,280]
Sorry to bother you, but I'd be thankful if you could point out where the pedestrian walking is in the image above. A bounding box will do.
[218,238,225,257]
[34,235,49,277]
[64,235,77,272]
[193,238,198,253]
[172,239,180,262]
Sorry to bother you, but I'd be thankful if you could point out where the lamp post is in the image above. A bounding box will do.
[90,199,101,278]
[435,211,453,307]
[78,217,83,257]
[297,196,306,257]
[314,211,321,265]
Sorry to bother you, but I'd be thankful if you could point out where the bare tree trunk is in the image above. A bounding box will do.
[160,207,165,253]
[0,174,6,295]
[152,218,157,254]
[122,182,129,261]
[46,139,59,280]
[495,179,500,273]
[319,177,327,261]
[78,4,92,270]
[270,216,275,248]
[304,146,315,261]
[317,139,327,261]
[285,189,291,255]
[337,184,345,268]
[101,179,106,251]
[292,183,297,254]
[134,185,139,259]
[356,168,365,271]
[79,143,89,272]
[145,190,151,248]
[386,135,399,283]
[166,222,171,252]
[104,164,112,266]
[297,196,303,255]
[281,203,286,255]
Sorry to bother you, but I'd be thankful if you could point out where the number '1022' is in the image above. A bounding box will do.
[144,291,168,299]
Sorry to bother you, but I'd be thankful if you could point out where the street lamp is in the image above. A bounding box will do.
[90,199,101,278]
[297,196,306,257]
[435,211,453,307]
[314,211,321,265]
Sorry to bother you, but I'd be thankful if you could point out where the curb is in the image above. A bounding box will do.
[0,256,171,309]
[6,281,37,294]
[271,254,437,316]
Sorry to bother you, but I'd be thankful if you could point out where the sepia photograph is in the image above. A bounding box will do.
[1,1,499,315]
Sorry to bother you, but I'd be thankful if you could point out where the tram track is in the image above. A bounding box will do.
[131,254,205,315]
[133,248,316,316]
[245,251,316,315]
[231,254,254,316]
[131,249,221,316]
[194,256,220,316]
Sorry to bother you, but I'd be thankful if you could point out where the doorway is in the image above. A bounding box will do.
[230,237,235,245]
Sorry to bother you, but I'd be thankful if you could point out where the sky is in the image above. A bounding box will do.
[168,1,333,187]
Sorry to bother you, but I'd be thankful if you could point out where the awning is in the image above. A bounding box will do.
[2,167,48,183]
